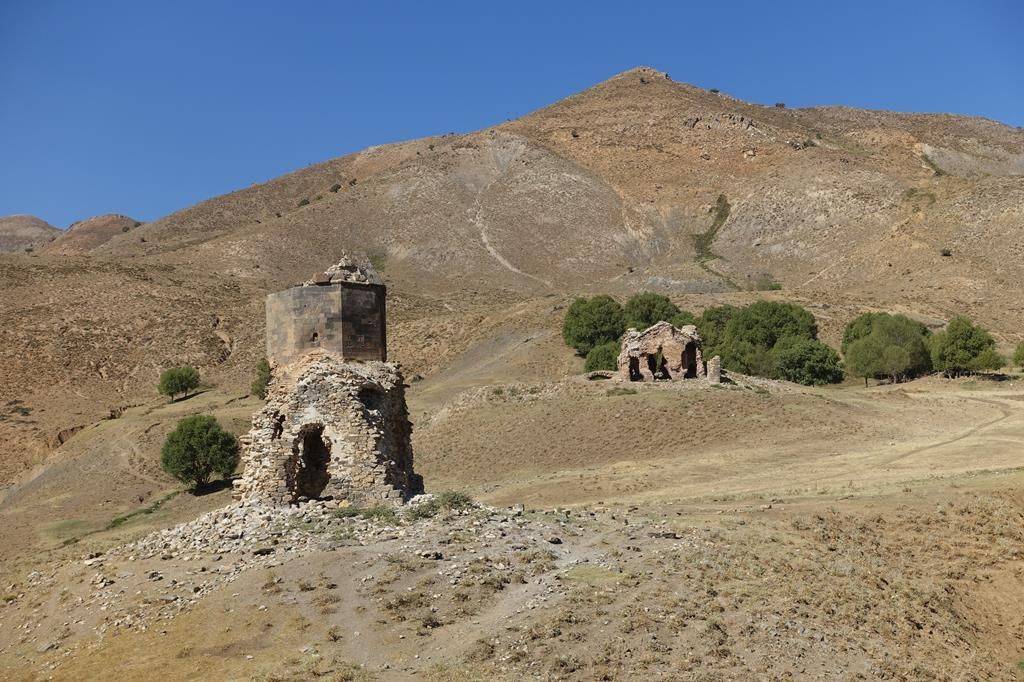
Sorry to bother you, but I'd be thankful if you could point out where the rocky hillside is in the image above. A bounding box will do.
[0,215,61,253]
[2,65,1023,482]
[43,214,141,255]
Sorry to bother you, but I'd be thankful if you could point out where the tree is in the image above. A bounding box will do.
[251,358,271,400]
[698,305,741,358]
[771,337,844,386]
[157,366,201,402]
[845,336,884,386]
[929,316,1002,377]
[160,415,240,491]
[841,312,887,355]
[1014,342,1024,369]
[669,310,698,328]
[562,295,625,355]
[623,293,679,330]
[724,300,818,350]
[584,341,620,372]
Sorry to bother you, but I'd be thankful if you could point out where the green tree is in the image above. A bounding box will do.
[697,305,741,358]
[724,300,818,350]
[251,358,271,400]
[771,337,844,386]
[845,336,884,386]
[669,310,698,328]
[157,366,201,402]
[623,293,680,330]
[929,316,1002,377]
[841,312,887,354]
[1014,342,1024,369]
[584,341,620,372]
[719,338,777,377]
[160,415,239,492]
[562,295,625,355]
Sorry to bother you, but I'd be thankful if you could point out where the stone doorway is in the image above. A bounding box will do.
[291,424,331,502]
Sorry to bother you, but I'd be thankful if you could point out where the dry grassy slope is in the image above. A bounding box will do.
[0,215,61,253]
[2,65,1024,483]
[42,214,141,255]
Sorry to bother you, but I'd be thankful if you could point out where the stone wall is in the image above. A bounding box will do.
[617,321,706,381]
[265,282,387,366]
[235,352,421,506]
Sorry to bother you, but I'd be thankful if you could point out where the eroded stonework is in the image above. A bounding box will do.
[235,352,422,506]
[618,321,706,381]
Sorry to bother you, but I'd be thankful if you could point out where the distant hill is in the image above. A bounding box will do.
[0,215,61,253]
[42,214,141,255]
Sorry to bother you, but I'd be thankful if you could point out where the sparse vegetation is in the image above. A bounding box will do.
[160,415,239,492]
[406,490,474,520]
[1014,342,1024,368]
[562,295,625,355]
[750,273,782,291]
[157,366,201,402]
[330,183,342,193]
[297,198,310,207]
[940,247,952,257]
[251,358,271,400]
[928,316,1003,377]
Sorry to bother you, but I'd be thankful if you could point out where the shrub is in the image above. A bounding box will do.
[157,366,201,402]
[623,293,679,330]
[297,198,310,207]
[1015,342,1024,368]
[562,295,625,355]
[406,490,474,520]
[929,316,1002,377]
[330,183,342,193]
[584,341,620,372]
[750,274,782,291]
[940,248,952,257]
[842,313,932,384]
[160,415,239,491]
[251,358,271,400]
[771,337,844,385]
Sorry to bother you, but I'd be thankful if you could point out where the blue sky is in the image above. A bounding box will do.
[1,0,1021,228]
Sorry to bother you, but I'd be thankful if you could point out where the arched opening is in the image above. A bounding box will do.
[628,356,642,381]
[683,342,698,378]
[290,424,331,502]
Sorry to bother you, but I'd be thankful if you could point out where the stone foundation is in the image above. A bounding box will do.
[235,352,422,506]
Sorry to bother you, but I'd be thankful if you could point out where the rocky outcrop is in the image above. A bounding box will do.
[0,215,60,253]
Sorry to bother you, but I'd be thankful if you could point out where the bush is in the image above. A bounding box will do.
[623,293,679,330]
[1015,342,1024,368]
[157,366,201,402]
[584,341,620,372]
[160,415,239,491]
[842,313,932,384]
[771,337,844,385]
[562,295,625,355]
[297,198,310,207]
[251,358,271,400]
[929,316,1002,377]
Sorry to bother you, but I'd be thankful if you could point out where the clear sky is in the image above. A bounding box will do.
[1,0,1021,228]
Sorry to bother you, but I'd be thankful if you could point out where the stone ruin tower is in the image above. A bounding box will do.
[235,255,423,506]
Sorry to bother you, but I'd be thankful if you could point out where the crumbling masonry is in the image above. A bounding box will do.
[617,321,718,382]
[235,256,422,506]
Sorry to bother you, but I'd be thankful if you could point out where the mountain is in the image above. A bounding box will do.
[1,65,1023,481]
[0,215,61,253]
[42,214,141,255]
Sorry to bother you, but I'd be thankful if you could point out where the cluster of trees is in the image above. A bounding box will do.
[563,294,843,385]
[563,293,1018,387]
[842,312,1004,383]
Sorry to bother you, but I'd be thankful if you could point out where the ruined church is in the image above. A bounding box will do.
[235,256,423,507]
